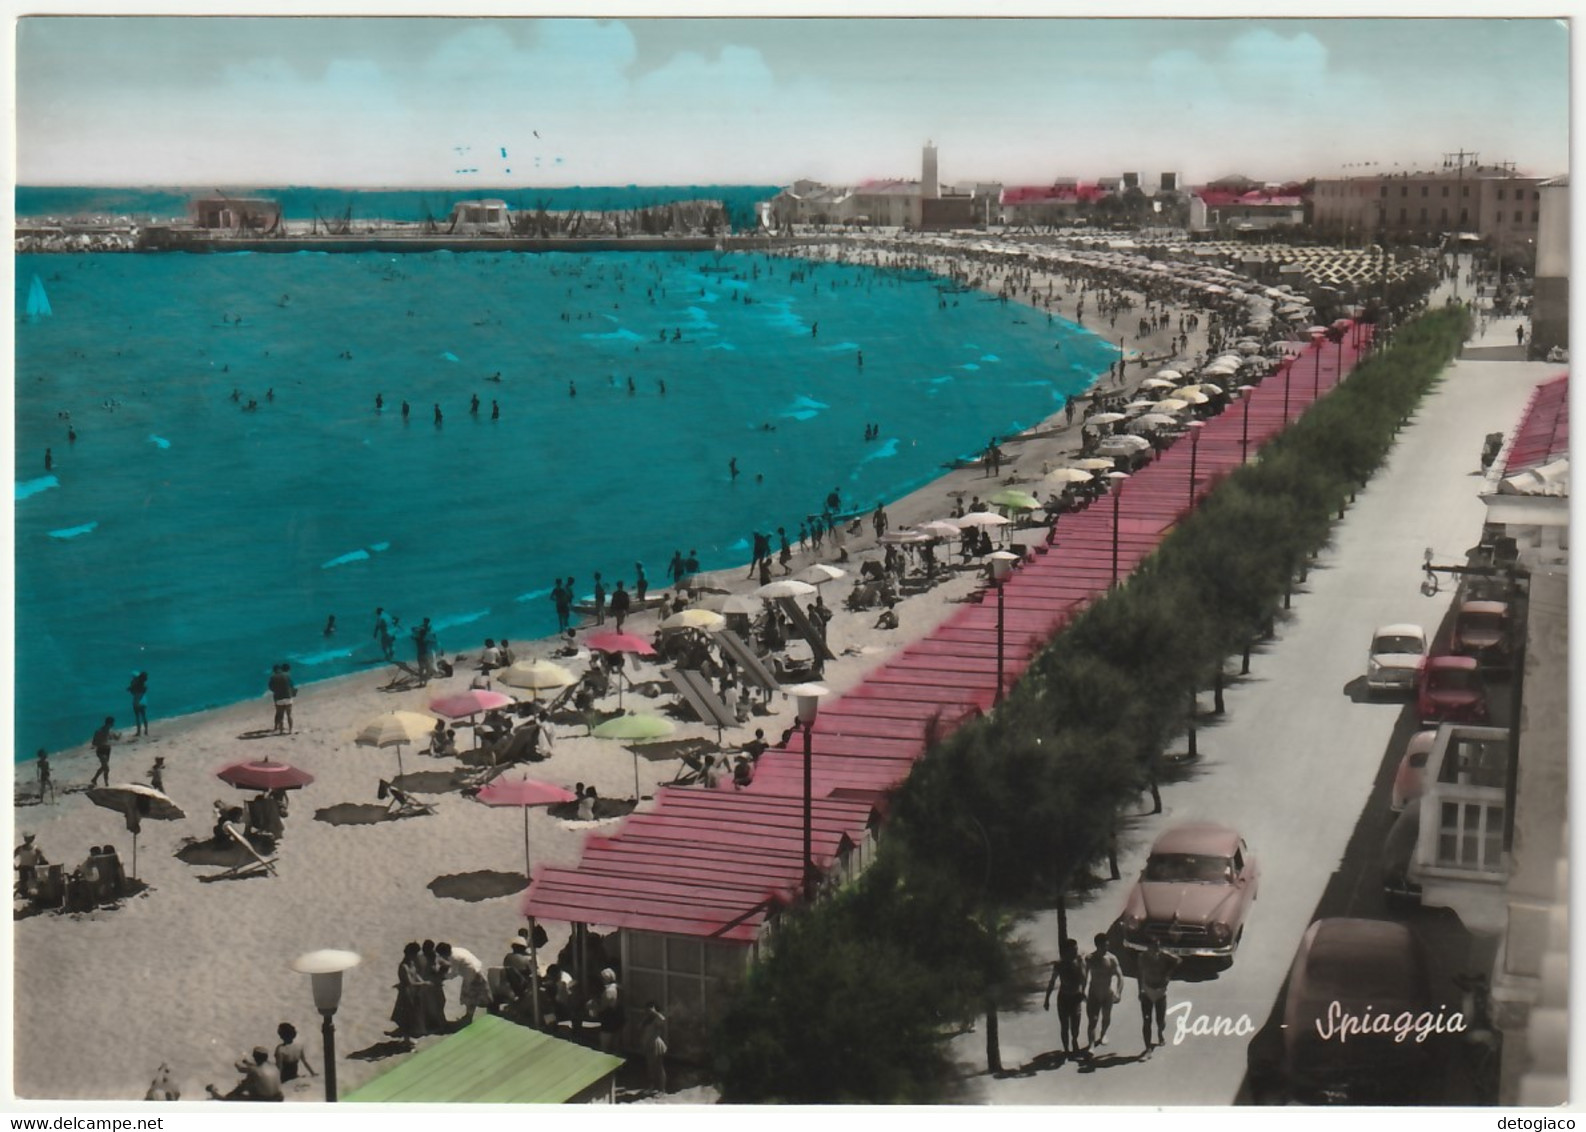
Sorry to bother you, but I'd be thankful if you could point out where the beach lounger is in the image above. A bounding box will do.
[715,629,779,693]
[662,667,737,731]
[379,780,439,818]
[212,822,278,880]
[776,597,836,663]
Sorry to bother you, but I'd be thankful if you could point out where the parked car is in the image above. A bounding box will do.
[1365,624,1427,695]
[1390,729,1438,812]
[1451,600,1511,667]
[1416,654,1488,725]
[1246,918,1436,1104]
[1115,822,1258,961]
[1381,806,1423,907]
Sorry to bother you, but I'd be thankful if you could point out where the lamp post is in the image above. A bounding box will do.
[787,683,828,903]
[987,551,1018,705]
[1107,471,1130,588]
[290,949,361,1103]
[1186,420,1206,511]
[1238,384,1256,464]
[1281,358,1294,422]
[1334,331,1345,385]
[1311,329,1326,400]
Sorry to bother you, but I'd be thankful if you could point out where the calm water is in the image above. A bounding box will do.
[14,249,1115,756]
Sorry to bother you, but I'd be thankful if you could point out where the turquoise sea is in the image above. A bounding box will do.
[14,247,1115,757]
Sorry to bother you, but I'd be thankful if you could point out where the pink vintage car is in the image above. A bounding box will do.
[1115,822,1258,960]
[1390,729,1438,812]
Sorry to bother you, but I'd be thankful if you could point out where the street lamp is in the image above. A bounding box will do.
[1238,385,1257,464]
[1310,329,1327,400]
[1186,420,1206,510]
[290,949,362,1102]
[987,551,1019,705]
[1281,357,1294,422]
[1334,330,1345,385]
[1107,471,1130,588]
[786,682,828,903]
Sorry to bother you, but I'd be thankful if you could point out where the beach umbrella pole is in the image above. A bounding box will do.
[523,818,543,1028]
[633,748,641,801]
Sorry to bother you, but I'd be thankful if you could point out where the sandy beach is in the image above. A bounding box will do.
[11,238,1218,1102]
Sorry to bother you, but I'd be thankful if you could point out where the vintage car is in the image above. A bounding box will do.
[1451,600,1511,667]
[1365,624,1428,695]
[1247,918,1437,1104]
[1381,806,1423,907]
[1416,654,1488,725]
[1390,729,1438,812]
[1115,822,1258,960]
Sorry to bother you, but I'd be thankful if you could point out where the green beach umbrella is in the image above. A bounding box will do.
[592,712,676,799]
[989,489,1041,511]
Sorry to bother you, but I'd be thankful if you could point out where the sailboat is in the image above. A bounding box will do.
[25,275,52,321]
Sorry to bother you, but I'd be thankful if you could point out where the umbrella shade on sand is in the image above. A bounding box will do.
[496,660,577,696]
[216,759,315,792]
[474,775,578,1027]
[592,712,678,800]
[354,709,439,779]
[585,631,657,657]
[661,608,726,632]
[796,563,847,586]
[989,488,1041,511]
[754,579,817,600]
[87,784,185,879]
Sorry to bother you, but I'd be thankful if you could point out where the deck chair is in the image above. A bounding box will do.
[212,822,278,880]
[380,780,439,818]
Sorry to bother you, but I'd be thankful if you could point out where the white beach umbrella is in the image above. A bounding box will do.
[754,579,817,600]
[955,512,1012,529]
[1042,468,1094,486]
[915,519,966,539]
[1127,413,1180,432]
[796,564,848,586]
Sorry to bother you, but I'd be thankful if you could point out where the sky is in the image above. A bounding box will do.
[12,14,1571,189]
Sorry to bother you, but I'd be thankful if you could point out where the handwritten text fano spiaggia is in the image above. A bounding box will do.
[1313,1000,1467,1044]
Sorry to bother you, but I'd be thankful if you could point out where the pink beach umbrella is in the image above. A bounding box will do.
[475,775,577,1028]
[216,758,316,792]
[429,689,515,719]
[585,631,657,657]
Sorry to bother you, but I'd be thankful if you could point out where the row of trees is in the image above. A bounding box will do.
[711,305,1473,1102]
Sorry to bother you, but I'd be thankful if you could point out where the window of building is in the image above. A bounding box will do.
[1421,186,1429,197]
[1440,208,1449,223]
[1516,210,1524,223]
[1442,186,1450,197]
[1463,185,1470,197]
[1381,186,1389,198]
[1401,186,1408,198]
[1399,208,1408,222]
[1460,209,1469,225]
[1498,188,1506,200]
[1534,190,1541,201]
[1436,800,1505,872]
[1533,211,1540,223]
[1420,207,1428,222]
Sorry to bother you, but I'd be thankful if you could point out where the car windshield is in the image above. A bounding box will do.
[1431,668,1481,692]
[1459,613,1504,635]
[1373,634,1423,655]
[1144,853,1233,883]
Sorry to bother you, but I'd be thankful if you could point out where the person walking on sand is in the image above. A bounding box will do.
[148,756,165,793]
[552,579,572,633]
[437,942,491,1026]
[128,671,150,737]
[611,581,631,632]
[634,562,648,603]
[390,942,428,1047]
[268,664,296,733]
[1137,938,1181,1053]
[89,717,118,787]
[1084,933,1123,1049]
[413,619,437,679]
[593,573,607,626]
[1043,937,1088,1055]
[36,750,53,805]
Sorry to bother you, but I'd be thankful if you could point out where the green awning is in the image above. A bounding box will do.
[343,1015,624,1104]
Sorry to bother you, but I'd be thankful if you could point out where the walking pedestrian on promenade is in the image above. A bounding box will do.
[1044,937,1088,1055]
[1084,933,1123,1049]
[89,717,118,787]
[1137,939,1181,1053]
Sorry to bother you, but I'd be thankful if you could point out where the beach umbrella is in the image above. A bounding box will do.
[474,773,577,1027]
[1124,400,1159,413]
[354,709,439,779]
[796,563,848,586]
[429,689,515,719]
[1155,369,1183,381]
[585,631,657,657]
[915,519,966,540]
[1042,468,1094,486]
[754,579,817,600]
[1177,389,1210,405]
[1127,413,1179,432]
[720,594,763,616]
[1154,398,1190,413]
[87,783,185,880]
[1182,383,1224,397]
[661,608,726,632]
[592,712,678,800]
[955,512,1012,529]
[1100,434,1152,452]
[879,529,930,545]
[1087,412,1126,426]
[1073,457,1118,471]
[496,660,577,698]
[989,488,1041,511]
[216,758,315,792]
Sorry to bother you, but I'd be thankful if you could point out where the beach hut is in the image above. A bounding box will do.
[342,1015,622,1103]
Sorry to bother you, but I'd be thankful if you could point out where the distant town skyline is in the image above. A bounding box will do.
[15,16,1570,189]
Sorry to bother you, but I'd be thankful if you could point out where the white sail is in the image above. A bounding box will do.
[26,275,52,320]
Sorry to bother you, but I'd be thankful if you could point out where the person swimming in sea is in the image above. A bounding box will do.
[470,393,480,415]
[658,379,666,395]
[323,615,336,637]
[433,403,443,425]
[491,400,500,420]
[569,381,577,397]
[486,372,502,383]
[401,400,410,421]
[375,393,383,412]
